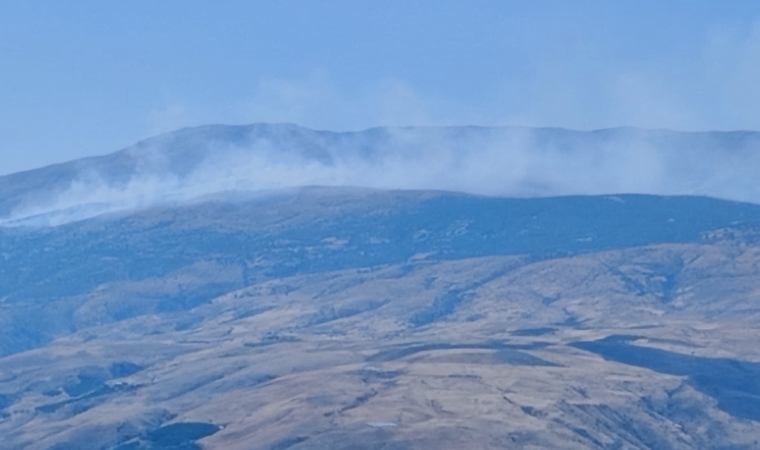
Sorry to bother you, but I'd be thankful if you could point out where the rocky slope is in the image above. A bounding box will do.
[3,124,760,449]
[2,188,760,449]
[2,124,760,225]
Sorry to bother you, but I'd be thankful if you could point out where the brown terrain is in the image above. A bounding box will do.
[3,233,760,449]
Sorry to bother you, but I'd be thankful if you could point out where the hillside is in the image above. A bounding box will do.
[2,187,760,449]
[3,125,760,449]
[2,124,760,226]
[2,189,760,356]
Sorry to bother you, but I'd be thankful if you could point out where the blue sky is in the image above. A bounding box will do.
[2,0,760,174]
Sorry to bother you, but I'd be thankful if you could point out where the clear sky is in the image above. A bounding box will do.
[2,0,760,174]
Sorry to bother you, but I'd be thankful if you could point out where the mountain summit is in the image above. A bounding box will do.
[2,124,760,226]
[3,125,760,449]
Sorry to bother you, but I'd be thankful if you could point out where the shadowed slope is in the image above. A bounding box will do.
[2,124,760,224]
[2,189,760,356]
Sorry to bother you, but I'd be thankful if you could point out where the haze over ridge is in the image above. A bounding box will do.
[2,123,759,227]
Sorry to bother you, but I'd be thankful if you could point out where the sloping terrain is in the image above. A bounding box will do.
[3,240,760,449]
[2,189,760,356]
[2,123,760,225]
[2,189,760,449]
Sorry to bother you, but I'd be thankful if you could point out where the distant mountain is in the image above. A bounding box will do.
[2,124,760,226]
[4,125,760,449]
[2,188,760,357]
[2,189,760,449]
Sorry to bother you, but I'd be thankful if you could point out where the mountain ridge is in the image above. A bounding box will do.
[3,123,760,226]
[7,123,760,177]
[4,125,760,449]
[2,188,760,357]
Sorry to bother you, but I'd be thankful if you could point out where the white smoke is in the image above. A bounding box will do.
[2,125,760,227]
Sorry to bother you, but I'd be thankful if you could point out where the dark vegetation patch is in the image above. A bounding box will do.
[494,350,556,366]
[703,224,760,245]
[612,257,685,303]
[572,336,760,422]
[214,373,276,393]
[409,290,467,327]
[146,422,220,448]
[305,394,335,407]
[571,427,605,448]
[353,367,403,383]
[154,283,243,315]
[150,373,228,402]
[110,361,143,378]
[0,393,16,409]
[37,383,137,414]
[269,426,408,450]
[410,265,519,327]
[112,443,142,450]
[366,341,551,363]
[63,373,109,398]
[173,315,205,332]
[324,391,380,417]
[108,422,220,450]
[541,295,560,305]
[556,315,584,327]
[645,337,701,348]
[231,306,273,321]
[244,332,300,348]
[341,390,378,413]
[520,406,544,418]
[308,300,388,326]
[412,349,556,366]
[512,327,556,337]
[561,402,681,450]
[269,436,309,450]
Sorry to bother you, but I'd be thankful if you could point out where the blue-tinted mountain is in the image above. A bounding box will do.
[2,124,760,225]
[2,188,760,356]
[4,126,760,449]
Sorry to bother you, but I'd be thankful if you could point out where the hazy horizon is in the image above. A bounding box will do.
[5,4,760,448]
[6,121,760,174]
[3,1,760,174]
[2,123,760,227]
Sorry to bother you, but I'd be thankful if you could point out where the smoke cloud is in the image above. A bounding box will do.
[2,125,759,227]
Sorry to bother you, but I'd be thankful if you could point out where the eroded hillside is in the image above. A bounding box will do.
[2,190,760,449]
